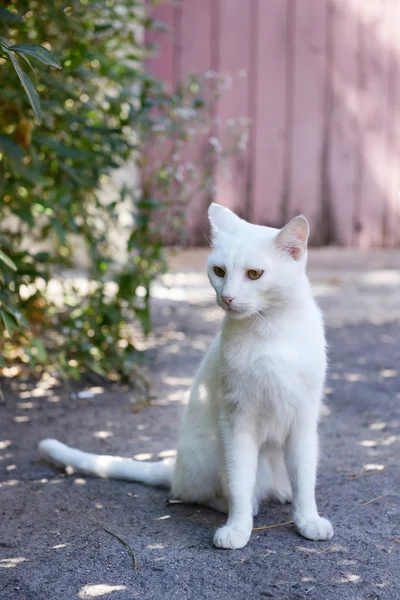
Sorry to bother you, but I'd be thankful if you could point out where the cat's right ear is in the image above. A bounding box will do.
[208,203,243,238]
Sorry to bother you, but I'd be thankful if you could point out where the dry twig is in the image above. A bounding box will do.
[360,495,384,507]
[253,520,294,531]
[347,470,384,481]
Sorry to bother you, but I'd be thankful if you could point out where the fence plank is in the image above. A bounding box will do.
[328,0,359,246]
[383,0,400,246]
[180,0,214,244]
[145,4,175,90]
[251,0,289,229]
[356,0,390,247]
[214,0,252,220]
[288,0,328,241]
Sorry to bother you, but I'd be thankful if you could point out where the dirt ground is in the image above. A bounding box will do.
[1,249,399,600]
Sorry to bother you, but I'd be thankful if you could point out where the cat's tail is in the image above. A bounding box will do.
[38,439,174,487]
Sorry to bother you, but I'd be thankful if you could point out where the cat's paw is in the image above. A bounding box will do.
[213,524,251,549]
[295,515,333,541]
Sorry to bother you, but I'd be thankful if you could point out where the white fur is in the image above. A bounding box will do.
[39,203,333,549]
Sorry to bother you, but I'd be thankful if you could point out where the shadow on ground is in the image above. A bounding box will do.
[0,250,399,600]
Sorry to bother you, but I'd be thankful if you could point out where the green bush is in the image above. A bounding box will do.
[0,1,248,387]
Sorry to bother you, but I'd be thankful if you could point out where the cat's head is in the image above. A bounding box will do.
[207,203,310,319]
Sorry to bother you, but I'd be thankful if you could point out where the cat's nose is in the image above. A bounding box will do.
[221,295,234,306]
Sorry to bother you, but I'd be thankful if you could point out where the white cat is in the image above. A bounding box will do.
[39,203,333,549]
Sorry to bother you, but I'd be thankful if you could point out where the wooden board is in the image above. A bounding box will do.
[214,0,252,220]
[252,0,289,229]
[287,0,328,240]
[328,0,360,245]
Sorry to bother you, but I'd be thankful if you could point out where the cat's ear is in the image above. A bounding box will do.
[274,215,309,260]
[208,203,243,237]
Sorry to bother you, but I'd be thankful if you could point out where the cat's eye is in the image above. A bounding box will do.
[247,269,264,280]
[213,266,226,278]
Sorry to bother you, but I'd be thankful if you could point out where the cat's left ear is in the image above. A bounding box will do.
[274,215,309,260]
[208,203,244,237]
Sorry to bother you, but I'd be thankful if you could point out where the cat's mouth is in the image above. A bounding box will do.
[217,300,251,319]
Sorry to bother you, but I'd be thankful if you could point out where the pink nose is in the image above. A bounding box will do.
[221,295,234,306]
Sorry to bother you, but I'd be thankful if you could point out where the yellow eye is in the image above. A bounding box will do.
[247,269,264,280]
[213,266,226,278]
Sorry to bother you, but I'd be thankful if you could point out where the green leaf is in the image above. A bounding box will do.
[0,355,6,368]
[30,338,47,363]
[0,7,22,22]
[4,306,29,329]
[8,52,41,123]
[0,249,17,271]
[0,134,24,161]
[1,310,19,337]
[50,218,66,244]
[17,52,37,77]
[9,43,61,70]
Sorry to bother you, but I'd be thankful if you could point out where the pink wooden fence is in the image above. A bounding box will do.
[146,0,400,247]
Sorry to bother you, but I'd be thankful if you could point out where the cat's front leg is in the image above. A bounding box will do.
[213,416,258,549]
[284,406,333,541]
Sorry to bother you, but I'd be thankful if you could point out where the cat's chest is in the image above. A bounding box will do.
[220,336,298,397]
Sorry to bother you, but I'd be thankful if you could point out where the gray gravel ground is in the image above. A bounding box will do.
[0,249,399,600]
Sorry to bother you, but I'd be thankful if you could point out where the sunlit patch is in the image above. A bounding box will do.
[155,515,171,520]
[380,369,397,378]
[74,478,86,485]
[0,557,26,568]
[52,543,68,549]
[158,449,176,458]
[164,376,192,386]
[73,387,104,400]
[192,340,208,350]
[362,270,400,286]
[333,573,361,584]
[164,331,185,341]
[19,390,33,399]
[18,401,34,410]
[359,440,377,447]
[381,335,396,344]
[6,465,16,471]
[301,577,314,582]
[77,584,127,598]
[93,431,113,440]
[166,390,189,404]
[0,479,19,488]
[2,366,21,378]
[312,283,340,298]
[133,453,152,461]
[369,422,386,431]
[164,344,180,354]
[381,435,398,446]
[363,464,385,471]
[344,373,364,383]
[336,559,358,566]
[95,502,103,509]
[31,388,46,398]
[147,543,165,549]
[319,403,331,417]
[0,440,11,450]
[324,387,333,395]
[48,396,60,403]
[14,416,30,423]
